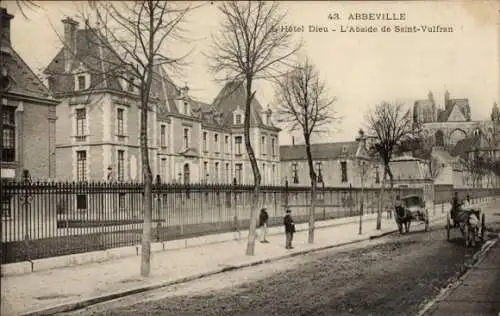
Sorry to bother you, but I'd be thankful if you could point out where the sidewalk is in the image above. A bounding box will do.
[1,205,452,316]
[422,235,500,316]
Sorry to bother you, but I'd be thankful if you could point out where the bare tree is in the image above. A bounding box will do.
[274,58,339,244]
[208,1,301,256]
[45,1,194,277]
[365,101,416,230]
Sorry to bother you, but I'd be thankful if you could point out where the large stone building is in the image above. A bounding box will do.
[413,90,496,148]
[279,139,433,193]
[0,8,59,181]
[44,17,280,185]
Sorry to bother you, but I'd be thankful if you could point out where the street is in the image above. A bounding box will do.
[59,205,500,316]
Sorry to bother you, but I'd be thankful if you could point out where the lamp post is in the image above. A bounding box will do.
[355,130,371,235]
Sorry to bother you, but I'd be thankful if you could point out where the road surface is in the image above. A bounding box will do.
[60,205,500,316]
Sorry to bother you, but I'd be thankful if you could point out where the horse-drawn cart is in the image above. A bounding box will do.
[394,194,430,234]
[446,204,486,247]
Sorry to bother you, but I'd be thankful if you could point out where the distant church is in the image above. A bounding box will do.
[413,90,498,149]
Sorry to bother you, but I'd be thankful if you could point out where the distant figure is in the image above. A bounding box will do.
[233,215,241,240]
[258,208,269,243]
[283,209,295,249]
[451,191,460,222]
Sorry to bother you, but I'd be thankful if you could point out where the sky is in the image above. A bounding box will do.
[4,0,499,145]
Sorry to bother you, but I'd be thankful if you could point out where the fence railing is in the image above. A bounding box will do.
[1,180,498,264]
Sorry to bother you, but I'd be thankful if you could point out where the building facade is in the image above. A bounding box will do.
[44,17,280,185]
[279,140,433,192]
[1,8,59,181]
[413,90,496,149]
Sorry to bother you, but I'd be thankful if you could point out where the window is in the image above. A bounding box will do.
[183,102,189,115]
[266,112,271,125]
[76,108,86,139]
[375,166,380,184]
[76,150,87,181]
[76,194,87,210]
[341,161,348,183]
[316,161,323,183]
[203,132,207,152]
[160,124,166,147]
[271,137,276,156]
[117,108,124,135]
[2,106,15,162]
[203,161,208,182]
[235,114,242,125]
[225,162,230,183]
[183,128,189,149]
[271,164,275,185]
[262,163,266,184]
[1,195,11,218]
[214,162,219,182]
[118,193,126,211]
[117,150,125,181]
[225,135,230,153]
[235,163,243,184]
[76,75,87,91]
[292,162,299,184]
[235,136,242,155]
[214,133,219,153]
[261,136,266,155]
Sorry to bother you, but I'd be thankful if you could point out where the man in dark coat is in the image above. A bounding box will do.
[283,209,295,249]
[258,208,269,243]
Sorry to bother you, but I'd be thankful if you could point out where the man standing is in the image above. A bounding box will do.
[283,209,295,249]
[258,208,269,243]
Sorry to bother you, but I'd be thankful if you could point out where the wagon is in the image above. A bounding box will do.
[394,194,430,234]
[446,202,486,248]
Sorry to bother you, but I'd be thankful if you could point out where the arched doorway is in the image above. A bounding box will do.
[448,129,467,146]
[183,163,190,184]
[434,130,444,147]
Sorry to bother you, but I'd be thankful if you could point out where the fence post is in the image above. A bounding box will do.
[349,183,353,217]
[284,179,289,210]
[233,178,240,240]
[20,169,34,270]
[155,175,161,242]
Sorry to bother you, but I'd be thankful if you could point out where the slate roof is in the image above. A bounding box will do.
[212,81,278,130]
[2,47,55,101]
[280,142,358,161]
[438,98,471,122]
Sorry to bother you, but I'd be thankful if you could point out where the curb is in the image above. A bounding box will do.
[19,228,394,316]
[416,233,500,316]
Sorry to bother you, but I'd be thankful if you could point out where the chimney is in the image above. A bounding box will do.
[61,17,79,72]
[1,8,13,51]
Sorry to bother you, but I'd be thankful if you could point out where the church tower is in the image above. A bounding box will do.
[444,90,451,111]
[491,102,500,122]
[428,90,436,121]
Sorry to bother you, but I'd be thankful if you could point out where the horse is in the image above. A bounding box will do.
[394,205,412,234]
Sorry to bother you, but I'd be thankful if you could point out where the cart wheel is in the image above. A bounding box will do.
[480,213,486,243]
[424,209,429,231]
[464,224,470,248]
[446,214,451,241]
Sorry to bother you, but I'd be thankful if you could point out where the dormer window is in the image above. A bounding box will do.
[266,112,271,125]
[127,76,135,92]
[182,101,190,116]
[235,114,242,124]
[75,74,90,91]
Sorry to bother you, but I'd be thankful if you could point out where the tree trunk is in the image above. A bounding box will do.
[376,167,388,230]
[140,104,153,277]
[244,79,260,256]
[304,135,316,244]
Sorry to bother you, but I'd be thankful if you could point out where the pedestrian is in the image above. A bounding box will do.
[283,209,295,249]
[258,208,269,243]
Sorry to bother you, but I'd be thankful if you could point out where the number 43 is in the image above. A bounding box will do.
[328,13,341,20]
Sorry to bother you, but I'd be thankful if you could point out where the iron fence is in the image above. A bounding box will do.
[1,179,498,264]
